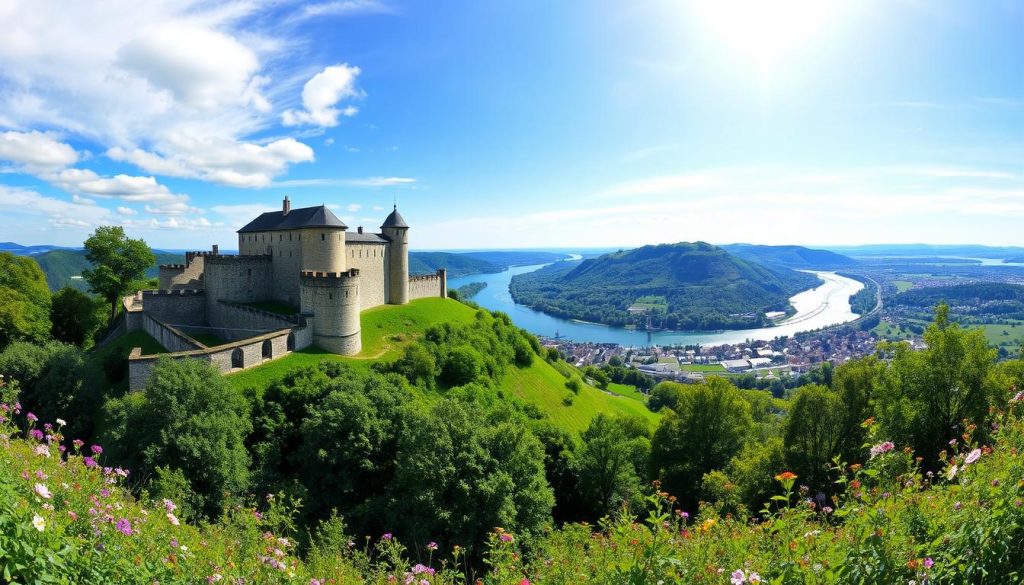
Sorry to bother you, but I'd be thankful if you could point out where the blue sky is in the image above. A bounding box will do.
[0,0,1021,250]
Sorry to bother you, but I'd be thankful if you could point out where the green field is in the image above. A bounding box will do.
[893,280,914,292]
[607,382,648,404]
[95,330,167,358]
[657,356,678,364]
[502,362,659,434]
[681,363,726,372]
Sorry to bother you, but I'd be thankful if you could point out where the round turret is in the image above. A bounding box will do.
[299,269,362,355]
[381,205,409,304]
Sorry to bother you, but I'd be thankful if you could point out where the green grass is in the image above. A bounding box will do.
[501,361,659,434]
[607,382,648,404]
[93,330,167,358]
[226,298,477,391]
[190,333,227,347]
[243,301,300,315]
[680,363,726,372]
[893,280,914,293]
[359,297,478,358]
[657,357,678,364]
[977,322,1024,351]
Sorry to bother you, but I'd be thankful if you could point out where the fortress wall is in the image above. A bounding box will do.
[408,269,448,301]
[203,255,273,319]
[127,327,296,391]
[210,300,299,342]
[141,290,207,326]
[142,313,204,353]
[347,243,387,309]
[270,230,303,307]
[159,255,206,290]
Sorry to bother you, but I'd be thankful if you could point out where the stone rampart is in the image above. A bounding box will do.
[142,313,204,353]
[210,300,301,342]
[159,254,206,290]
[141,290,207,326]
[408,269,448,301]
[203,255,273,318]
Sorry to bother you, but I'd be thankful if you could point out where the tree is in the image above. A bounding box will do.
[0,252,51,348]
[576,414,649,519]
[82,226,155,326]
[50,287,102,347]
[104,357,251,517]
[784,385,845,493]
[650,377,753,507]
[832,356,883,463]
[875,304,1000,467]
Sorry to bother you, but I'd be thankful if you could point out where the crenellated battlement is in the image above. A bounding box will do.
[143,289,206,297]
[160,264,187,270]
[205,254,272,264]
[300,268,360,280]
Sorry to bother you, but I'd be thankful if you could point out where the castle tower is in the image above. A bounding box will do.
[381,205,409,305]
[300,268,362,355]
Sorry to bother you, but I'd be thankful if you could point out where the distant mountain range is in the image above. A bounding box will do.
[721,244,858,269]
[823,243,1024,259]
[510,241,819,331]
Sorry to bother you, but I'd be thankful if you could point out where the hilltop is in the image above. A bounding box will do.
[721,243,857,269]
[509,242,818,330]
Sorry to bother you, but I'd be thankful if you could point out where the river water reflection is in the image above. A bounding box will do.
[447,264,864,347]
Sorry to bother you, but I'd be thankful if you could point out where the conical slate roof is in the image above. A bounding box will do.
[381,205,408,229]
[237,205,347,233]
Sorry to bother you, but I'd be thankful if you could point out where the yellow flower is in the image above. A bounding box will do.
[699,518,716,533]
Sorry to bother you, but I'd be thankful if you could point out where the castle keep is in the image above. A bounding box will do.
[123,198,446,389]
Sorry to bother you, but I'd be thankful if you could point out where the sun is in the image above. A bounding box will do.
[689,0,845,70]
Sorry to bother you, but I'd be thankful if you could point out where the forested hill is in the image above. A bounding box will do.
[33,249,185,291]
[721,244,858,269]
[510,241,819,330]
[407,252,502,277]
[891,282,1024,313]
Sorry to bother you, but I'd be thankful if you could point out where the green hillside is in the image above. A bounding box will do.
[510,241,818,330]
[33,249,184,291]
[227,297,653,433]
[408,251,502,277]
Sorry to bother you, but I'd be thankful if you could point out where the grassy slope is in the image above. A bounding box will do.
[226,297,658,433]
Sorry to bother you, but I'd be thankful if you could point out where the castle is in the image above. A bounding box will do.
[122,198,446,389]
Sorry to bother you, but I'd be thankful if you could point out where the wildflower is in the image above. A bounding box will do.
[427,541,438,551]
[953,501,962,511]
[947,465,958,480]
[964,448,981,465]
[500,532,514,543]
[83,457,97,468]
[32,514,45,531]
[207,574,223,583]
[382,532,393,541]
[56,418,66,427]
[91,444,103,455]
[68,511,77,520]
[30,429,44,441]
[170,538,179,548]
[311,580,322,585]
[100,488,110,498]
[748,573,762,584]
[115,518,133,536]
[34,483,52,499]
[27,412,38,422]
[520,580,531,585]
[775,471,797,482]
[167,513,180,526]
[731,569,747,585]
[870,441,895,458]
[923,557,934,569]
[73,439,83,450]
[34,444,50,458]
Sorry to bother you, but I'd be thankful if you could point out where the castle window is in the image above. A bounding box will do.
[289,233,292,241]
[247,269,251,276]
[279,234,282,241]
[329,293,332,300]
[321,233,325,241]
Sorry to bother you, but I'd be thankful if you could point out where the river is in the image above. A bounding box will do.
[448,264,865,347]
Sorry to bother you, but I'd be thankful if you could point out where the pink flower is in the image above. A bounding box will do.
[500,533,514,543]
[163,498,177,512]
[115,518,133,536]
[34,483,52,499]
[30,429,44,441]
[426,541,438,551]
[964,448,981,465]
[923,557,934,569]
[167,513,180,526]
[90,445,103,455]
[382,532,393,541]
[83,457,97,468]
[731,569,747,585]
[26,412,37,422]
[869,441,895,459]
[73,439,84,450]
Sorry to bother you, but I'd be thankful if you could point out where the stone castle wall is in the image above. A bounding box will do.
[408,269,448,301]
[141,290,207,326]
[347,243,387,309]
[210,300,300,342]
[142,313,204,353]
[203,255,273,319]
[159,255,207,290]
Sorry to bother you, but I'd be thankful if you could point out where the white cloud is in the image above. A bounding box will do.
[210,203,279,228]
[108,136,315,188]
[121,216,217,231]
[282,64,363,127]
[295,0,395,21]
[347,203,362,212]
[50,169,185,203]
[272,176,416,188]
[72,194,96,205]
[0,131,78,172]
[117,206,138,215]
[0,184,110,228]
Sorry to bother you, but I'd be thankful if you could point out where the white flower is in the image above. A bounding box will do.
[947,464,959,480]
[964,448,982,465]
[167,512,180,526]
[32,514,45,532]
[35,445,50,458]
[34,483,52,499]
[56,418,66,427]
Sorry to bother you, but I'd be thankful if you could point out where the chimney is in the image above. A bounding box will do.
[212,244,219,255]
[283,195,291,216]
[357,226,364,234]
